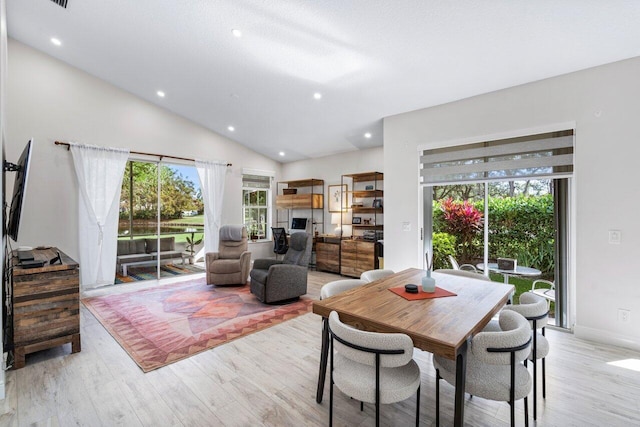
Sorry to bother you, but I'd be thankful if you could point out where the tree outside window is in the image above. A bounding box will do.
[243,188,269,240]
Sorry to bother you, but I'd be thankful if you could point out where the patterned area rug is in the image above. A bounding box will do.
[82,279,312,372]
[115,263,205,284]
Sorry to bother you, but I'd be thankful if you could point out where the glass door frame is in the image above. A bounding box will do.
[421,176,574,329]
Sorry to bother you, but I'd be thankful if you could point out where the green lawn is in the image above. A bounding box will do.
[166,215,205,225]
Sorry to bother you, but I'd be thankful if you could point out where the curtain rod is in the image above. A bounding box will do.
[54,141,232,166]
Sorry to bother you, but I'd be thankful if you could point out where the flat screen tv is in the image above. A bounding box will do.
[6,139,33,242]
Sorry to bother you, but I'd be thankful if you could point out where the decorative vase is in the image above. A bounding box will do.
[421,269,436,293]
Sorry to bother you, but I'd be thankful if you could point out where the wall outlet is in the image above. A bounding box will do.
[618,309,631,323]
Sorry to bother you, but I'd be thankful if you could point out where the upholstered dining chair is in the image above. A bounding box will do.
[205,225,251,286]
[448,255,478,272]
[317,279,368,401]
[360,269,395,283]
[433,310,532,427]
[328,311,421,427]
[435,268,493,281]
[249,232,312,303]
[502,292,550,421]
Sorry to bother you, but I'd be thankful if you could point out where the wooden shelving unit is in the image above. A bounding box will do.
[275,178,325,235]
[340,172,383,277]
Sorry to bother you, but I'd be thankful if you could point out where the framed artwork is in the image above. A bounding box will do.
[352,217,362,224]
[329,184,348,212]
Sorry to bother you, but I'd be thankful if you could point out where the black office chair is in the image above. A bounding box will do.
[271,227,288,257]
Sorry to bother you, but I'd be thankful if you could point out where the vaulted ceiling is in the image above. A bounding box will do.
[8,1,640,162]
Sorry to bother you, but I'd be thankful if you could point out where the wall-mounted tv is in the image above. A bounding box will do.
[5,139,33,242]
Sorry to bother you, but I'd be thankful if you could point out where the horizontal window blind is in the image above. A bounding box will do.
[420,130,574,185]
[242,174,272,189]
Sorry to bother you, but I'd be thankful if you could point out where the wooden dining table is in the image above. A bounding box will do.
[313,268,514,427]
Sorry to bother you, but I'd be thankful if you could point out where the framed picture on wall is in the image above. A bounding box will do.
[329,184,348,212]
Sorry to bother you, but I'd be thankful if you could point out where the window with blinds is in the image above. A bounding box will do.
[242,171,273,240]
[420,129,574,185]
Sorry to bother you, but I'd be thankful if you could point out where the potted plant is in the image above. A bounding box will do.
[185,233,203,263]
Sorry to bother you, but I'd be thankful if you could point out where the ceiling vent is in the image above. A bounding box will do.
[50,0,68,8]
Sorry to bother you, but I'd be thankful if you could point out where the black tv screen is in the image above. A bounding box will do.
[7,139,33,242]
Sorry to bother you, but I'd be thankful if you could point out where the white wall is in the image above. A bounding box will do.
[281,147,383,233]
[384,56,640,349]
[0,0,7,401]
[5,39,281,263]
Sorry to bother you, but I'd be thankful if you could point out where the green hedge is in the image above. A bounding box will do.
[432,195,555,276]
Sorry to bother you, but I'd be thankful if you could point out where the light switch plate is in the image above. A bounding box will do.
[402,222,411,232]
[609,230,621,244]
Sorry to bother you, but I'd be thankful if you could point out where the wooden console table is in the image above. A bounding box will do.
[11,247,81,369]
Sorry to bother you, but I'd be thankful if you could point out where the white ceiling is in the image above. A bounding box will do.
[7,1,640,162]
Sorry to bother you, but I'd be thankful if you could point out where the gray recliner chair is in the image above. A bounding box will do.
[249,232,312,303]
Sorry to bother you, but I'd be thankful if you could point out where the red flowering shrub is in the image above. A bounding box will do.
[440,198,483,262]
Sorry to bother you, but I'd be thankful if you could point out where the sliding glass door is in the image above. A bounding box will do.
[116,160,204,283]
[424,177,569,327]
[420,129,574,328]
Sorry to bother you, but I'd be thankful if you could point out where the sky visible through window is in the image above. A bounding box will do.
[170,164,200,193]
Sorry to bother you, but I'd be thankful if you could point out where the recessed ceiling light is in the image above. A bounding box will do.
[156,90,165,98]
[232,29,242,38]
[279,151,285,157]
[228,126,235,132]
[364,132,372,139]
[313,92,322,100]
[51,38,62,46]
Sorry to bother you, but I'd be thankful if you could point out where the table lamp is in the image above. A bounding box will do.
[331,213,342,236]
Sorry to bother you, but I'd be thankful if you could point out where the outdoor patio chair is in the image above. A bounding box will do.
[448,255,478,272]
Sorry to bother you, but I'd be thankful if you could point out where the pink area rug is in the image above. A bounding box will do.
[82,279,312,372]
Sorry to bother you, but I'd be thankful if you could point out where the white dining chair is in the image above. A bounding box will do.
[503,292,550,421]
[360,269,394,283]
[434,310,532,427]
[328,311,421,427]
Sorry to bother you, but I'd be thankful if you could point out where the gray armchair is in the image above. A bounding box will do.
[206,225,251,286]
[249,232,312,303]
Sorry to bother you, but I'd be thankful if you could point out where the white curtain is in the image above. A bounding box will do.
[196,159,227,255]
[70,143,129,289]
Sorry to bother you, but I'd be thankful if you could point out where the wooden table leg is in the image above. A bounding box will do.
[454,339,469,427]
[316,317,329,403]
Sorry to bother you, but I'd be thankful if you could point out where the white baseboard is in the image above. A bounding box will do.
[574,324,640,352]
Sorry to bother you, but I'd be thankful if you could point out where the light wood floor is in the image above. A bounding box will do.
[1,270,640,426]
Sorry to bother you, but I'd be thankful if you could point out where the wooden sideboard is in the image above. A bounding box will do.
[340,239,379,278]
[11,247,81,369]
[316,236,341,273]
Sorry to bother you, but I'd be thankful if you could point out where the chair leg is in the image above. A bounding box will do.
[542,327,547,398]
[329,337,334,427]
[510,400,515,427]
[415,384,421,427]
[532,357,537,420]
[524,396,529,427]
[435,369,440,427]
